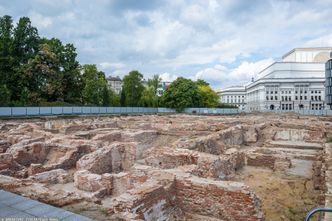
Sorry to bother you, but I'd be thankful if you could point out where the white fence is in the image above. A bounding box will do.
[0,106,240,117]
[241,109,332,116]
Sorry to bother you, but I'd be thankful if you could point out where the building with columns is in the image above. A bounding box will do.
[326,52,332,109]
[218,47,332,111]
[217,86,246,110]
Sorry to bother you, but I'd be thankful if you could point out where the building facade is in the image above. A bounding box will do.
[217,86,246,110]
[218,48,332,111]
[326,52,332,109]
[106,76,123,94]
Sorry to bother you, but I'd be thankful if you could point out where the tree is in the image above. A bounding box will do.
[139,85,158,107]
[197,85,220,108]
[196,79,209,87]
[122,70,144,106]
[82,64,108,105]
[41,38,83,103]
[0,15,14,86]
[0,85,10,106]
[10,16,40,101]
[22,43,63,103]
[161,77,202,112]
[102,85,111,106]
[120,89,126,106]
[147,74,161,94]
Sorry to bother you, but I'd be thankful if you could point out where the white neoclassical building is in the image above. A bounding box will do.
[217,86,246,110]
[218,47,332,111]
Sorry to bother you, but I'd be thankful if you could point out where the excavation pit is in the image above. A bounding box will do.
[0,113,331,220]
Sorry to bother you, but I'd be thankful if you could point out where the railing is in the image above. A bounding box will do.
[0,106,240,117]
[305,207,332,221]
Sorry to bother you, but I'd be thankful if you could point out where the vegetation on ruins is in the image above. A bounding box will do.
[0,15,234,110]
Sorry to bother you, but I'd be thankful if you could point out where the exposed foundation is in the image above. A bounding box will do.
[0,113,331,220]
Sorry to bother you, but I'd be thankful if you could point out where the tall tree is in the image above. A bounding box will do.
[197,85,220,108]
[161,77,202,112]
[11,17,40,101]
[82,64,108,105]
[122,70,144,106]
[22,43,62,103]
[41,38,83,103]
[196,79,209,87]
[0,15,14,86]
[139,85,158,107]
[147,74,161,94]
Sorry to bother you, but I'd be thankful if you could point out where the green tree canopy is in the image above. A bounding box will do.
[161,77,202,112]
[139,85,158,107]
[82,64,108,105]
[197,85,220,108]
[122,70,144,106]
[196,79,209,87]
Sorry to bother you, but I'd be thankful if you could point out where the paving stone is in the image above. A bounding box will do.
[6,211,36,218]
[43,209,73,219]
[12,199,42,211]
[0,194,28,206]
[61,214,94,221]
[0,206,22,216]
[0,190,92,220]
[25,204,59,217]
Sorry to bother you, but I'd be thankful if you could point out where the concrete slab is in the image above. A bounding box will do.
[0,190,94,220]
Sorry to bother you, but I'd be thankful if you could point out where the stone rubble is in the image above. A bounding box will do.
[0,113,331,220]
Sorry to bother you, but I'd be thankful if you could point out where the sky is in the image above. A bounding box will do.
[1,0,332,89]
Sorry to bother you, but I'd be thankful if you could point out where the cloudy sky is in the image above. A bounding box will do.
[1,0,332,89]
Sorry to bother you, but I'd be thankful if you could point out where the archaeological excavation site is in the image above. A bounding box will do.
[1,113,332,221]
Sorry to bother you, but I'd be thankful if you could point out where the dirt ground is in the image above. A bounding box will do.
[234,166,322,221]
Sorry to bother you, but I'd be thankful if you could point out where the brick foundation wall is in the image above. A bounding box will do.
[175,175,263,221]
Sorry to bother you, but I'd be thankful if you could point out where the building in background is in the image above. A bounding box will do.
[218,47,332,111]
[106,76,122,94]
[326,52,332,109]
[156,81,172,96]
[217,86,246,110]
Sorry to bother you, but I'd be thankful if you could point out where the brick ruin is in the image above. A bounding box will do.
[0,113,332,220]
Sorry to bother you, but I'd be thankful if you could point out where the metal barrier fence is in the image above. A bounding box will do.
[0,106,240,117]
[242,109,332,116]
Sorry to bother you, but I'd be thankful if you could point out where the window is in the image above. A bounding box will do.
[319,91,321,94]
[295,91,298,94]
[311,91,313,94]
[289,91,291,94]
[271,96,273,100]
[281,91,284,94]
[285,96,288,101]
[289,96,291,101]
[275,96,278,100]
[295,96,298,100]
[304,96,307,100]
[300,96,303,100]
[282,96,284,101]
[275,91,277,94]
[266,96,269,100]
[311,96,314,101]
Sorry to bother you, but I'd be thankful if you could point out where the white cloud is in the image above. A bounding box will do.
[28,11,53,28]
[100,62,126,70]
[195,58,274,89]
[159,72,178,82]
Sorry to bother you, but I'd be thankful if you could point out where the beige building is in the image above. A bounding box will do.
[106,76,122,94]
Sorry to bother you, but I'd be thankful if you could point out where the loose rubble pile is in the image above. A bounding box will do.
[0,113,331,221]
